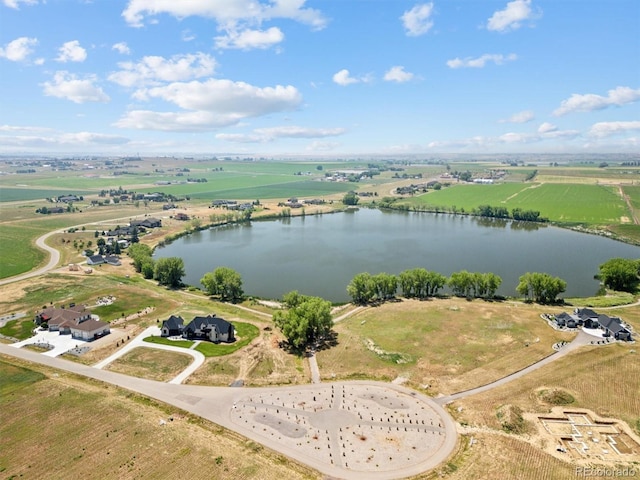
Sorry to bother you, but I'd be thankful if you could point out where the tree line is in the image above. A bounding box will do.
[347,268,568,305]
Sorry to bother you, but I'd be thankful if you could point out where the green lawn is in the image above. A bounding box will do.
[143,336,195,348]
[0,318,36,340]
[409,183,627,224]
[194,322,259,357]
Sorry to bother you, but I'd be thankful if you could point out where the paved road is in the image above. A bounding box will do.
[0,343,457,480]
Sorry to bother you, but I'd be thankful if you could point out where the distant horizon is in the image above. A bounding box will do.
[1,152,639,162]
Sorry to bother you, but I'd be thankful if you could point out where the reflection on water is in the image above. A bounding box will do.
[156,209,639,302]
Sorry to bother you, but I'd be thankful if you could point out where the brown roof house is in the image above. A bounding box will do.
[35,305,110,340]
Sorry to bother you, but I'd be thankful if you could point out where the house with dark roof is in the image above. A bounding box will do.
[554,312,579,328]
[553,308,633,341]
[182,315,235,343]
[598,314,632,341]
[87,254,105,265]
[161,315,184,337]
[130,218,162,228]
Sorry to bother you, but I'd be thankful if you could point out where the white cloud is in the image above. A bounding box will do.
[384,66,414,83]
[500,110,534,123]
[0,37,37,62]
[121,0,327,30]
[487,0,539,32]
[112,42,131,55]
[215,27,284,50]
[109,53,216,88]
[42,71,110,104]
[447,53,517,69]
[3,0,39,9]
[114,79,302,131]
[181,30,196,42]
[589,121,640,138]
[255,126,346,138]
[217,125,345,143]
[401,3,435,36]
[553,86,640,116]
[332,69,372,86]
[306,140,339,151]
[56,40,87,63]
[216,133,269,143]
[0,130,129,150]
[537,122,557,133]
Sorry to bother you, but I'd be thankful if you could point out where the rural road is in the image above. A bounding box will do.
[0,343,458,480]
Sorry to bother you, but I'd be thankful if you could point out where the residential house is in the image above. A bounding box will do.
[69,319,110,340]
[161,315,184,337]
[598,314,632,341]
[87,254,105,265]
[35,305,91,330]
[130,218,162,228]
[174,212,189,221]
[182,315,235,343]
[34,305,110,340]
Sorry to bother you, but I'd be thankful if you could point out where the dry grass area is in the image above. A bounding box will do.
[318,298,575,395]
[0,357,319,480]
[451,343,640,434]
[105,347,193,382]
[187,328,308,386]
[413,431,576,480]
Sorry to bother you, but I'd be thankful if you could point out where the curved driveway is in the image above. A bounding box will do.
[93,326,206,385]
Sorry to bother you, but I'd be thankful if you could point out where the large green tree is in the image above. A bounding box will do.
[273,294,333,351]
[597,258,640,292]
[342,191,359,206]
[128,243,152,273]
[200,267,244,302]
[516,272,566,304]
[399,268,446,298]
[347,272,376,304]
[153,257,185,288]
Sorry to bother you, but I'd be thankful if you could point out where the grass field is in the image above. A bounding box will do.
[409,183,628,224]
[0,223,47,278]
[106,347,193,381]
[0,187,93,202]
[453,343,640,438]
[317,298,575,394]
[0,358,319,480]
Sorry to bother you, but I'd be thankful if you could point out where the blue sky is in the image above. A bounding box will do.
[0,0,638,156]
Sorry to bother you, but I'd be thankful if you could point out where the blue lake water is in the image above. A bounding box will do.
[156,209,640,302]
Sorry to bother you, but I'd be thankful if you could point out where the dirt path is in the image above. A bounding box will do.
[618,185,639,224]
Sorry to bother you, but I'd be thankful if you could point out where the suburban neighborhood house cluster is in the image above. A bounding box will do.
[161,314,235,343]
[34,305,110,341]
[552,308,634,341]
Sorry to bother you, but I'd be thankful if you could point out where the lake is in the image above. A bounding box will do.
[156,209,640,302]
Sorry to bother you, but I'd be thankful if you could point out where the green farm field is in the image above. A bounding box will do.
[0,223,47,278]
[409,183,628,224]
